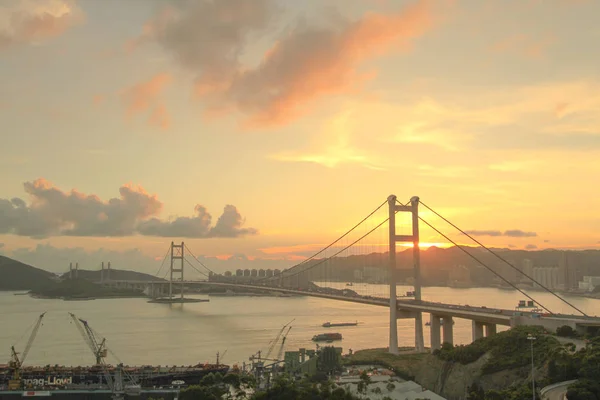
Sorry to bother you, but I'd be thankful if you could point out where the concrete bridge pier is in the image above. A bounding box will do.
[430,315,441,351]
[443,316,454,345]
[472,321,484,341]
[484,323,497,336]
[429,314,455,351]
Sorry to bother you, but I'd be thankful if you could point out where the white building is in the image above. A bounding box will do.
[578,276,600,292]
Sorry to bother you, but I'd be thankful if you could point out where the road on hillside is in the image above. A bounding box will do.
[542,381,575,400]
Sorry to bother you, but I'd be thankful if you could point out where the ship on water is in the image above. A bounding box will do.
[322,321,358,328]
[2,312,229,395]
[312,333,342,342]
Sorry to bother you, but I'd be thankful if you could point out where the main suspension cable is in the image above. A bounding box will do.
[419,201,587,317]
[274,201,407,282]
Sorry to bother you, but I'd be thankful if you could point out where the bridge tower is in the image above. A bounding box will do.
[169,241,185,300]
[388,195,424,354]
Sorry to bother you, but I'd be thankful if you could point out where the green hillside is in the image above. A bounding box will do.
[0,255,56,291]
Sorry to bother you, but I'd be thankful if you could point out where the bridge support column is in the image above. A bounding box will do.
[388,195,399,355]
[387,194,424,353]
[472,321,484,341]
[443,316,454,345]
[484,323,497,337]
[430,315,441,351]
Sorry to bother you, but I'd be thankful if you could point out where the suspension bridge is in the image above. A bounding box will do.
[90,195,600,354]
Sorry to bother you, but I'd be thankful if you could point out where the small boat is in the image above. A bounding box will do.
[322,321,358,328]
[346,283,353,286]
[312,333,342,342]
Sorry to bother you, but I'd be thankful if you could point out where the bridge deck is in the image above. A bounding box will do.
[105,280,600,326]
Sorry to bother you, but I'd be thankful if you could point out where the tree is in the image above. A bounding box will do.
[223,373,241,389]
[357,370,371,395]
[466,383,484,400]
[557,325,577,337]
[179,384,227,400]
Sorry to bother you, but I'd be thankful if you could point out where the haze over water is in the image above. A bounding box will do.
[2,285,599,368]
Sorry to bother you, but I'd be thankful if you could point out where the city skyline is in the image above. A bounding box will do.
[1,0,600,273]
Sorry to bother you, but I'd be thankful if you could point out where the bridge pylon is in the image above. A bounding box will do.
[169,241,184,300]
[388,195,424,354]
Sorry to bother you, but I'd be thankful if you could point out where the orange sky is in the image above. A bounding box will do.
[0,0,599,273]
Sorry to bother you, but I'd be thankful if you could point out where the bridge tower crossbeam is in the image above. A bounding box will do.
[388,195,424,354]
[169,241,184,300]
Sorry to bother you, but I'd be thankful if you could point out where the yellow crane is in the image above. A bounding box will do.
[68,313,140,399]
[8,312,46,390]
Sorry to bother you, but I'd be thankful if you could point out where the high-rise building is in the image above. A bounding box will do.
[521,259,533,282]
[558,251,580,290]
[533,267,559,290]
[501,260,519,284]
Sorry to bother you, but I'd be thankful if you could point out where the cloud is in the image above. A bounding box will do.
[121,73,171,130]
[0,0,83,50]
[0,179,256,239]
[490,34,553,59]
[377,81,600,152]
[270,110,385,169]
[465,229,537,238]
[93,94,105,106]
[136,0,437,126]
[504,230,537,238]
[525,244,538,250]
[138,205,258,238]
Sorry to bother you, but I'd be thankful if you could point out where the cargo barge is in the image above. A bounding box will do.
[0,363,229,389]
[322,321,357,328]
[312,333,342,342]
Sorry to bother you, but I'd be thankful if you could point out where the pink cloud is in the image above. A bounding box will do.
[0,0,84,50]
[121,73,171,130]
[491,34,554,59]
[134,0,439,128]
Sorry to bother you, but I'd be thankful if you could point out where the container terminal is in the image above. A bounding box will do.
[1,313,229,399]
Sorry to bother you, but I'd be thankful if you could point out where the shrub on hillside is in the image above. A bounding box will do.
[556,325,577,338]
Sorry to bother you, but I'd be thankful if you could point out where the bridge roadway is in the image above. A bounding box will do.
[105,279,600,329]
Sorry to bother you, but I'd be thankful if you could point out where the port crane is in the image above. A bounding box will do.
[249,320,294,389]
[68,313,140,399]
[8,312,46,390]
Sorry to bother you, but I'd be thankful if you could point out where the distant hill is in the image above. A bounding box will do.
[31,278,145,299]
[0,255,57,291]
[59,268,163,282]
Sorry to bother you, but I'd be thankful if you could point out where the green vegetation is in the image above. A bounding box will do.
[343,347,424,380]
[557,325,578,338]
[434,326,558,374]
[252,376,361,400]
[467,383,535,400]
[464,334,600,400]
[0,255,55,290]
[162,372,362,400]
[31,278,144,299]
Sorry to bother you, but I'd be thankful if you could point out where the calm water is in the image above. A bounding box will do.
[1,286,598,368]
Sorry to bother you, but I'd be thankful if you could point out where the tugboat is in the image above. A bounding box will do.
[312,333,342,342]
